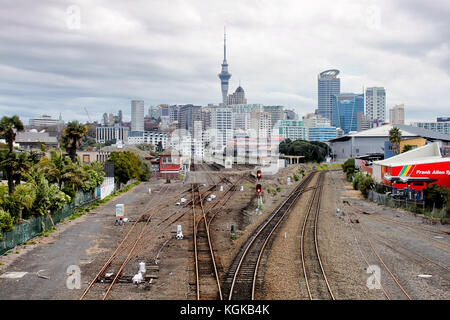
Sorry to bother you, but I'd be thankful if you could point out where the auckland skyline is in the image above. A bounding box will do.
[0,0,449,124]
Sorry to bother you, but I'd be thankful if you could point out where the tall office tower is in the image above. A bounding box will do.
[317,69,340,120]
[331,93,364,134]
[118,110,123,124]
[227,85,247,105]
[263,105,284,128]
[131,100,145,131]
[365,87,386,122]
[389,104,405,125]
[178,105,202,136]
[218,29,232,104]
[169,105,180,124]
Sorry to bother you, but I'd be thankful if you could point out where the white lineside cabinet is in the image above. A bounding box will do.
[116,204,125,218]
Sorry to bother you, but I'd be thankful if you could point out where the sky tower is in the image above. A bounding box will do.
[218,28,231,104]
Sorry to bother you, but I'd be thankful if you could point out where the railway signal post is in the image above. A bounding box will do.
[256,183,262,212]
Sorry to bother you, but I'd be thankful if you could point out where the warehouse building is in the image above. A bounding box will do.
[330,124,450,161]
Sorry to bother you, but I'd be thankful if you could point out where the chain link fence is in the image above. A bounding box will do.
[0,190,97,255]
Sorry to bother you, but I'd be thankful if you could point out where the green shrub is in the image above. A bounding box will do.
[276,186,282,193]
[293,175,299,181]
[0,208,13,240]
[423,184,450,213]
[359,175,375,198]
[353,172,365,190]
[343,158,355,175]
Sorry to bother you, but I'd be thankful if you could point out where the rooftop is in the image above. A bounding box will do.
[330,124,450,142]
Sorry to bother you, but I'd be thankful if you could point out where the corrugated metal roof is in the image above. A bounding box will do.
[330,124,450,142]
[15,132,57,143]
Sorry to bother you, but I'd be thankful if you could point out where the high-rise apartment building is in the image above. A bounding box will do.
[263,105,284,128]
[365,87,386,122]
[131,100,144,131]
[250,110,272,139]
[331,93,364,134]
[211,107,233,150]
[317,69,340,120]
[389,104,405,125]
[357,112,371,132]
[275,120,307,141]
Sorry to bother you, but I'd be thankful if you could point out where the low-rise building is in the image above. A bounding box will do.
[127,131,168,149]
[330,124,450,161]
[15,131,58,150]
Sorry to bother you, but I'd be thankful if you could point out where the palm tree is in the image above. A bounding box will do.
[0,115,24,153]
[0,151,31,194]
[0,116,24,193]
[389,126,402,156]
[61,121,87,162]
[38,149,67,188]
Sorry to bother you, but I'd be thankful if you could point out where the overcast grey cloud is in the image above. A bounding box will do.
[0,0,449,124]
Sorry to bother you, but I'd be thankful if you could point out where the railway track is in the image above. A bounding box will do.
[79,184,189,300]
[344,204,413,300]
[192,172,248,300]
[225,172,315,300]
[300,171,335,300]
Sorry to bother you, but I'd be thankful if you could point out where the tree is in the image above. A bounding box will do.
[61,121,88,162]
[0,115,24,153]
[0,115,25,194]
[24,167,71,218]
[108,151,143,187]
[389,127,402,156]
[7,183,36,222]
[402,144,414,153]
[0,151,32,194]
[38,149,68,189]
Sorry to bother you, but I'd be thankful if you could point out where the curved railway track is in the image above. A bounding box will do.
[300,171,335,300]
[225,172,315,300]
[192,171,247,300]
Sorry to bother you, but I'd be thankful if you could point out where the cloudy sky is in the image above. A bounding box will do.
[0,0,449,124]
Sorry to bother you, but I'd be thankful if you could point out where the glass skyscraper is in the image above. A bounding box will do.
[331,93,364,134]
[317,69,340,120]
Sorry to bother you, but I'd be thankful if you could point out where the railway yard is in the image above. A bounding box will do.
[0,164,449,300]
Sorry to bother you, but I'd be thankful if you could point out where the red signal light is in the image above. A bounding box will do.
[256,170,262,179]
[256,184,262,194]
